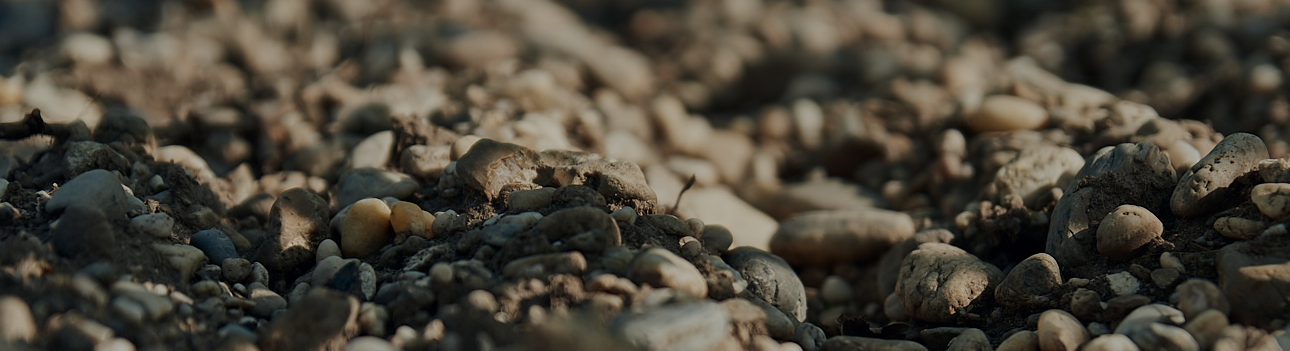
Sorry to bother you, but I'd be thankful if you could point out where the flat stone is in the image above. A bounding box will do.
[995,253,1063,309]
[725,247,808,322]
[628,248,707,298]
[1096,205,1163,261]
[1213,217,1265,240]
[611,301,730,351]
[1171,133,1268,217]
[771,209,915,267]
[676,187,777,250]
[504,252,588,279]
[897,243,1004,323]
[1216,242,1290,327]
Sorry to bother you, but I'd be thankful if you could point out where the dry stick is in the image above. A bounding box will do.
[669,174,697,216]
[0,109,85,141]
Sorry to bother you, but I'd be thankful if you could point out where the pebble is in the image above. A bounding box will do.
[1171,133,1268,217]
[260,289,361,351]
[129,212,174,238]
[969,95,1047,133]
[534,206,621,253]
[946,328,991,351]
[1160,252,1185,272]
[46,169,138,220]
[0,295,36,343]
[248,282,288,317]
[995,253,1063,309]
[508,187,555,211]
[1213,217,1265,240]
[611,301,731,351]
[770,209,916,267]
[51,206,117,260]
[1037,309,1090,351]
[701,224,734,254]
[1107,272,1141,296]
[151,243,207,280]
[1184,309,1228,349]
[389,201,434,238]
[316,239,340,262]
[399,145,452,180]
[794,323,827,351]
[820,336,929,351]
[1082,334,1139,351]
[191,229,238,264]
[997,330,1038,351]
[1149,268,1179,288]
[628,248,708,298]
[986,145,1084,208]
[222,258,252,283]
[820,276,853,305]
[1123,322,1199,351]
[611,207,639,226]
[344,336,400,351]
[341,198,393,258]
[1096,205,1163,261]
[62,141,129,178]
[896,243,1003,323]
[878,229,956,298]
[1174,279,1229,320]
[757,178,888,220]
[455,138,541,200]
[1251,183,1290,219]
[676,187,778,250]
[333,168,419,209]
[256,187,331,273]
[696,254,747,300]
[348,130,395,169]
[111,282,175,321]
[1216,243,1290,326]
[725,247,808,322]
[538,149,659,210]
[503,252,588,279]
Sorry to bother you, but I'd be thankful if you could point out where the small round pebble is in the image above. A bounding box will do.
[1096,205,1162,261]
[390,201,434,238]
[222,258,252,283]
[316,239,340,262]
[820,276,853,305]
[969,95,1048,133]
[341,198,393,258]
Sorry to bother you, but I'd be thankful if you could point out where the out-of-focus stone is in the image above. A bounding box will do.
[771,209,915,267]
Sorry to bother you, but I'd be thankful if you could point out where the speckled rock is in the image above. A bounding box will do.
[456,138,541,200]
[341,198,393,258]
[1171,133,1268,217]
[986,145,1084,208]
[1213,217,1265,240]
[725,247,808,322]
[897,243,1004,323]
[628,248,707,298]
[537,149,659,212]
[255,188,331,274]
[1096,205,1163,261]
[771,209,916,267]
[1250,183,1290,219]
[46,169,140,220]
[995,253,1063,309]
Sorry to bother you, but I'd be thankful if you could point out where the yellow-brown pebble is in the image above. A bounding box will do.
[390,201,434,239]
[342,198,393,258]
[969,95,1048,133]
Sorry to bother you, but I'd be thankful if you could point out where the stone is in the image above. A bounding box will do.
[344,336,399,351]
[1251,183,1290,219]
[995,253,1063,309]
[129,213,174,238]
[333,168,419,209]
[50,206,117,260]
[1082,334,1139,351]
[725,247,808,322]
[390,201,434,238]
[254,188,331,274]
[722,298,772,341]
[1037,309,1089,351]
[260,288,361,351]
[1182,309,1228,350]
[757,178,888,220]
[348,130,395,169]
[533,206,621,253]
[820,276,854,305]
[248,283,288,317]
[986,145,1084,208]
[111,281,175,321]
[878,229,956,298]
[191,229,238,264]
[400,145,452,180]
[1149,268,1179,288]
[997,330,1038,351]
[628,248,707,298]
[152,243,207,279]
[770,209,916,267]
[676,188,778,250]
[47,169,137,220]
[969,95,1047,133]
[1115,305,1185,336]
[1047,142,1176,268]
[1123,323,1198,351]
[504,252,588,279]
[1172,133,1268,217]
[1216,243,1290,327]
[611,301,730,351]
[820,336,929,351]
[222,258,251,283]
[946,328,992,351]
[456,138,540,200]
[508,187,555,211]
[537,149,659,212]
[62,141,129,178]
[341,198,393,258]
[701,225,734,254]
[1096,205,1163,261]
[1108,272,1141,296]
[1213,217,1265,240]
[794,323,827,351]
[696,254,748,300]
[897,243,1004,323]
[317,239,340,262]
[1174,279,1229,320]
[0,295,36,343]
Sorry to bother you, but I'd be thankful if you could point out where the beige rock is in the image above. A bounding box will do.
[1251,183,1290,219]
[1213,217,1265,240]
[1081,334,1139,351]
[341,198,393,258]
[1037,309,1089,351]
[771,209,915,267]
[987,145,1084,208]
[996,330,1038,351]
[969,95,1047,133]
[456,139,541,200]
[677,187,777,251]
[390,201,434,239]
[995,253,1063,309]
[628,248,708,298]
[1183,309,1228,350]
[897,243,1004,323]
[1171,133,1268,217]
[1174,279,1229,320]
[1096,205,1162,261]
[0,295,36,343]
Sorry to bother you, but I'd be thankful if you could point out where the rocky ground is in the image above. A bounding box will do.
[2,0,1290,350]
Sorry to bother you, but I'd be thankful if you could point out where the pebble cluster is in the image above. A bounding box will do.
[2,0,1290,351]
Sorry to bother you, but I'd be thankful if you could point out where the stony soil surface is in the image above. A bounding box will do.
[2,0,1290,351]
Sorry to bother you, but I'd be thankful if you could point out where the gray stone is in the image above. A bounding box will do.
[533,206,620,253]
[1082,334,1140,351]
[820,336,928,351]
[62,141,129,178]
[47,169,137,220]
[191,229,238,264]
[985,145,1084,208]
[1123,323,1198,351]
[333,168,418,209]
[248,283,288,317]
[611,301,730,351]
[1216,242,1290,327]
[946,328,992,351]
[399,145,452,180]
[770,209,915,267]
[1114,304,1185,335]
[995,253,1063,309]
[254,188,330,275]
[628,248,706,298]
[793,323,826,351]
[129,213,174,238]
[897,243,1004,323]
[1171,133,1267,217]
[725,247,808,322]
[51,205,117,260]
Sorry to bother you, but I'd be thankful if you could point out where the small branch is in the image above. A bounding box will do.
[669,174,697,216]
[0,109,88,141]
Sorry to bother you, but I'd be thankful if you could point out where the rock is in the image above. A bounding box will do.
[1174,279,1229,320]
[1048,142,1176,268]
[255,188,330,274]
[611,301,730,351]
[348,130,395,169]
[696,254,748,300]
[317,239,340,262]
[51,206,117,260]
[1115,305,1185,335]
[0,295,36,343]
[676,187,777,250]
[537,149,659,212]
[1251,183,1290,219]
[111,281,175,321]
[333,168,419,209]
[1037,309,1089,351]
[897,243,1004,323]
[1171,133,1268,217]
[151,243,207,280]
[986,145,1084,208]
[997,330,1039,351]
[794,323,827,351]
[248,282,288,317]
[1149,268,1179,288]
[260,288,361,351]
[341,198,393,258]
[1182,309,1228,350]
[946,328,992,351]
[47,169,138,220]
[1108,272,1141,296]
[1213,217,1265,240]
[697,130,755,184]
[820,276,854,305]
[878,229,956,298]
[770,209,916,267]
[456,139,541,201]
[969,95,1047,133]
[1123,323,1198,351]
[628,248,707,298]
[389,201,434,238]
[701,225,734,254]
[508,187,555,211]
[504,252,588,279]
[156,145,217,182]
[1082,334,1139,351]
[820,336,929,351]
[995,253,1063,309]
[62,141,129,178]
[1216,243,1290,327]
[722,298,772,342]
[344,336,399,351]
[533,206,621,253]
[757,178,888,220]
[1096,205,1163,261]
[191,229,238,264]
[222,258,251,283]
[1069,288,1103,321]
[400,145,452,180]
[725,247,808,322]
[129,213,174,238]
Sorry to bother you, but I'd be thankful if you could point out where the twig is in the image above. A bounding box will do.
[669,174,697,216]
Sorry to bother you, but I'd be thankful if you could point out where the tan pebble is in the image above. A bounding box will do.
[341,198,392,258]
[390,201,434,239]
[969,95,1047,133]
[430,262,453,284]
[1249,63,1282,94]
[1160,252,1185,273]
[450,135,483,161]
[316,239,340,262]
[1081,334,1138,351]
[997,330,1038,351]
[1096,205,1162,261]
[1250,183,1290,219]
[628,248,707,298]
[151,243,207,280]
[0,295,36,343]
[1164,140,1201,172]
[1037,309,1089,351]
[1213,217,1264,240]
